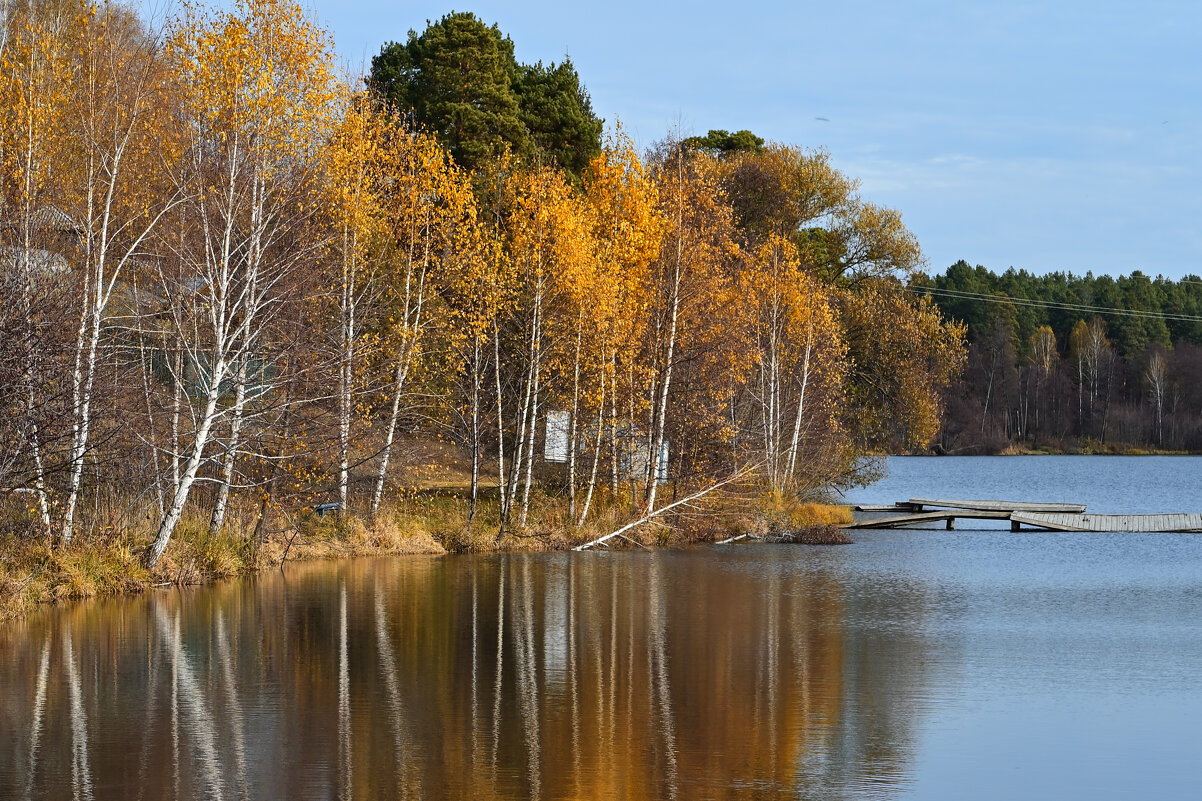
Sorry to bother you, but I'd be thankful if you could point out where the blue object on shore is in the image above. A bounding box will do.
[313,502,341,516]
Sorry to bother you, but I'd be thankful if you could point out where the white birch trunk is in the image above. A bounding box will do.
[609,354,619,493]
[785,318,813,487]
[567,326,581,522]
[146,120,263,566]
[146,355,228,567]
[134,279,166,519]
[25,409,51,535]
[577,374,605,526]
[63,35,174,541]
[502,292,539,529]
[208,356,248,535]
[646,214,682,513]
[494,323,508,525]
[171,347,182,495]
[519,286,543,527]
[207,172,265,533]
[467,338,482,529]
[338,234,356,514]
[370,243,428,516]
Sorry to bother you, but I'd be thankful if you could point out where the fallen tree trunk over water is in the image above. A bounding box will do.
[573,468,756,552]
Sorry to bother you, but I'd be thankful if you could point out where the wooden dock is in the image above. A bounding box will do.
[1009,512,1202,533]
[846,498,1202,533]
[908,498,1087,514]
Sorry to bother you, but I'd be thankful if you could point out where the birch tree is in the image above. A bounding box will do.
[642,143,738,510]
[579,132,661,506]
[496,162,584,530]
[368,123,468,517]
[436,189,503,529]
[0,0,79,534]
[739,235,845,493]
[1146,348,1168,446]
[325,96,385,516]
[145,0,338,567]
[1028,325,1057,438]
[59,4,179,542]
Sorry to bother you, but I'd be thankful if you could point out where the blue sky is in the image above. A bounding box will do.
[310,0,1201,279]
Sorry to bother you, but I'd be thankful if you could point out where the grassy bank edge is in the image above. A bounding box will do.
[0,498,852,623]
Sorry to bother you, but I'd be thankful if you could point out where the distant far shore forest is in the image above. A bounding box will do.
[918,262,1202,454]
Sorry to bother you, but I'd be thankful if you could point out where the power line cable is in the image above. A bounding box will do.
[909,285,1202,324]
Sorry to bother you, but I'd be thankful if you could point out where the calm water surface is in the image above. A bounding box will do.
[3,456,1202,800]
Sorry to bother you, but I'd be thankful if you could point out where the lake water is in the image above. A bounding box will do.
[4,456,1202,800]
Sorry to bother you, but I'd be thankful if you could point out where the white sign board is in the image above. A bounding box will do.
[544,411,570,463]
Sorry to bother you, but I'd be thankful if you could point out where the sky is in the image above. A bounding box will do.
[308,0,1202,279]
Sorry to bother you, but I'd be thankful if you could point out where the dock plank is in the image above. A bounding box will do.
[845,509,1012,530]
[909,498,1087,514]
[1009,512,1202,533]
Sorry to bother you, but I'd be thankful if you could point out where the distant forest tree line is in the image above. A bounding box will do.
[919,261,1202,453]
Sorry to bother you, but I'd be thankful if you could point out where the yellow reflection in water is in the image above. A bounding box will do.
[1,551,932,800]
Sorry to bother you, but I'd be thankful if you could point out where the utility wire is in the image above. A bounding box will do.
[909,285,1202,324]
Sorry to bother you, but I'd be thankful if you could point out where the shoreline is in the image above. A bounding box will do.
[0,499,853,624]
[920,446,1197,457]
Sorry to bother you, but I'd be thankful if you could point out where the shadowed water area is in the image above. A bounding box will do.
[4,456,1202,799]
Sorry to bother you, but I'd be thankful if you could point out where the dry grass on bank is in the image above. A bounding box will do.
[0,534,149,621]
[0,489,852,621]
[0,499,446,622]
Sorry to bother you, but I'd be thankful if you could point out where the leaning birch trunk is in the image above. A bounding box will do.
[370,355,410,517]
[208,356,248,535]
[62,181,119,542]
[148,132,255,568]
[784,318,814,487]
[646,155,686,512]
[518,355,540,527]
[369,331,418,517]
[574,467,754,551]
[145,357,229,568]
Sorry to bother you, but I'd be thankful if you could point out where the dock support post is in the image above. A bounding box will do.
[946,518,954,530]
[1010,520,1021,532]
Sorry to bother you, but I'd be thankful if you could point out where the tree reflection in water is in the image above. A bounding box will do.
[0,550,936,800]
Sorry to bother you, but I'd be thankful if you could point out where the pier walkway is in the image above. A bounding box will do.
[845,498,1202,533]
